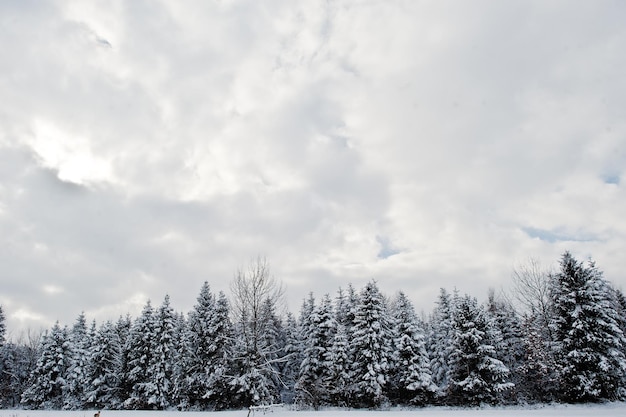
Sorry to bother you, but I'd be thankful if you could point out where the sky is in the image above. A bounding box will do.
[1,0,625,337]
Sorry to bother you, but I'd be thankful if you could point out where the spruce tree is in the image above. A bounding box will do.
[428,288,456,400]
[21,322,71,409]
[180,282,216,409]
[328,322,350,406]
[115,314,133,405]
[150,295,176,409]
[124,300,157,409]
[389,292,435,405]
[485,290,525,403]
[170,312,187,409]
[84,321,122,409]
[348,281,393,408]
[204,291,233,410]
[549,252,626,402]
[63,313,90,409]
[0,305,5,346]
[447,295,512,406]
[295,294,336,408]
[279,312,301,405]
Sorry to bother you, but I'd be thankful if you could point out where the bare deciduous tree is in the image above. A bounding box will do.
[510,257,552,326]
[229,256,286,405]
[230,256,284,351]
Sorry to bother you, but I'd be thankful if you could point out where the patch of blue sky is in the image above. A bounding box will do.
[376,235,401,259]
[522,227,598,243]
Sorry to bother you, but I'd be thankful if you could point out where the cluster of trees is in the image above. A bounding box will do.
[1,252,625,410]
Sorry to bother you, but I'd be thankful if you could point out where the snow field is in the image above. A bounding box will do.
[2,404,626,417]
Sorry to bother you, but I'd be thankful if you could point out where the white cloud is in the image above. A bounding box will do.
[1,0,625,333]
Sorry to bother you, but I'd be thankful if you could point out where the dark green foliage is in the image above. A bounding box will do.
[549,252,626,402]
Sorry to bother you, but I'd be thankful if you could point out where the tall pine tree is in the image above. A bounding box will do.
[389,291,435,405]
[21,322,71,409]
[124,300,157,409]
[549,252,626,402]
[84,320,122,409]
[295,294,337,409]
[348,281,393,408]
[447,294,512,406]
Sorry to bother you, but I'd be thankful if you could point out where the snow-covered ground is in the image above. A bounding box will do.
[2,404,626,417]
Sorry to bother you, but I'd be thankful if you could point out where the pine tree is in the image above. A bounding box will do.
[614,288,626,370]
[427,288,456,400]
[84,321,122,409]
[150,295,176,409]
[549,252,626,402]
[279,313,301,405]
[1,336,37,408]
[0,305,5,346]
[63,313,91,409]
[179,282,214,409]
[447,295,512,406]
[170,312,187,409]
[124,300,157,409]
[348,281,393,408]
[115,314,133,406]
[204,291,233,410]
[295,294,336,408]
[328,322,350,406]
[389,292,435,405]
[485,290,525,403]
[21,322,71,409]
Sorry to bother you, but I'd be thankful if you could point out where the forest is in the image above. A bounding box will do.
[0,251,625,410]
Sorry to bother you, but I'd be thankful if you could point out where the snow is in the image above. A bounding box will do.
[2,404,626,417]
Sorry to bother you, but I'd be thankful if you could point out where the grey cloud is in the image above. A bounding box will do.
[1,0,626,334]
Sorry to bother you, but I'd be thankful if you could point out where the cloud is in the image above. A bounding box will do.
[1,0,626,333]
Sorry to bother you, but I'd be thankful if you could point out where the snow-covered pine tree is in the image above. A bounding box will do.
[261,298,286,394]
[204,291,233,410]
[389,291,435,406]
[614,288,626,371]
[335,285,357,330]
[179,281,216,409]
[0,305,5,346]
[327,320,350,406]
[279,312,301,404]
[0,314,38,409]
[84,320,122,409]
[2,330,41,408]
[21,322,71,409]
[149,295,177,409]
[295,294,337,409]
[63,313,91,409]
[485,290,525,403]
[124,300,157,409]
[348,281,393,408]
[0,304,7,405]
[447,294,512,406]
[170,311,187,409]
[115,314,133,406]
[427,288,456,400]
[1,340,30,407]
[549,252,626,402]
[0,341,15,407]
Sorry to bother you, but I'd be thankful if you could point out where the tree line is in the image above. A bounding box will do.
[1,252,625,410]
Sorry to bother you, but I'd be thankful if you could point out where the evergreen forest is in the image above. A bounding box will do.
[1,252,625,410]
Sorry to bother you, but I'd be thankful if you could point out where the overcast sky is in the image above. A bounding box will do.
[1,0,625,337]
